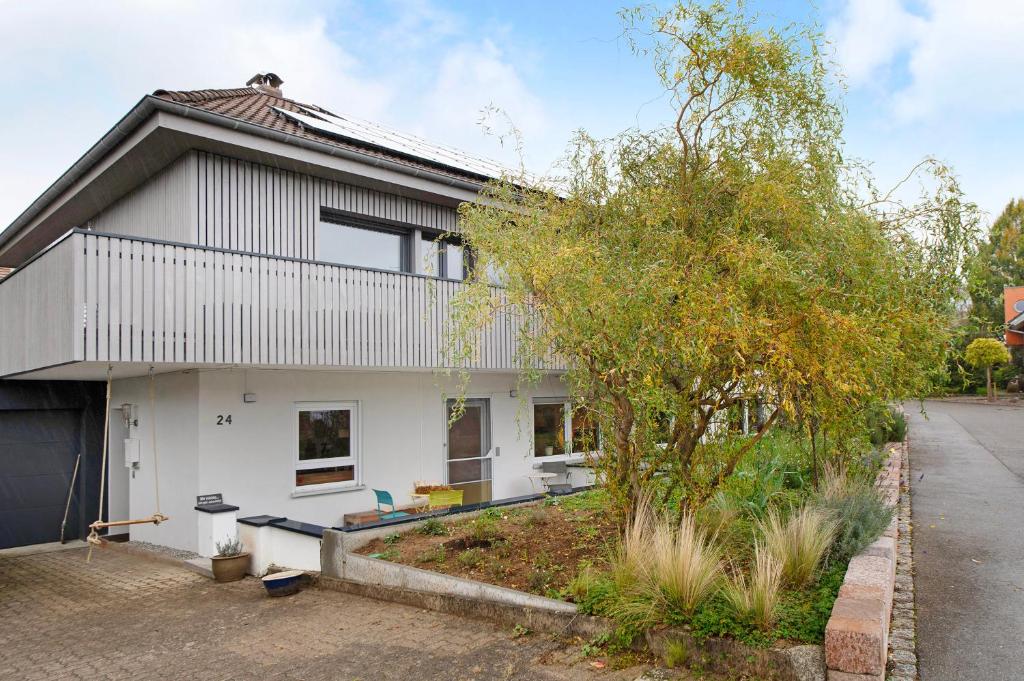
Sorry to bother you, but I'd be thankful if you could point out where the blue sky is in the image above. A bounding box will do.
[1,0,1022,229]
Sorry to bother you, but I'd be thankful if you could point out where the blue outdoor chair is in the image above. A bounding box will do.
[373,489,409,521]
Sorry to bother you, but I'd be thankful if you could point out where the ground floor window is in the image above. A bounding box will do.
[533,399,598,457]
[295,401,359,490]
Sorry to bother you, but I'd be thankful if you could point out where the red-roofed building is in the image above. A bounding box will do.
[1006,286,1024,346]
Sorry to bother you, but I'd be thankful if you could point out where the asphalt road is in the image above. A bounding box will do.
[907,400,1024,681]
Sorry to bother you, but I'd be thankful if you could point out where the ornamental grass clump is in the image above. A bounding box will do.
[722,543,783,631]
[609,500,722,624]
[653,513,723,614]
[760,506,837,587]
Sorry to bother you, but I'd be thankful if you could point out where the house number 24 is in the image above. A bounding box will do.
[216,414,233,425]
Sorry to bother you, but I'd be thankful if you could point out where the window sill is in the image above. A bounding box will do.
[291,484,365,499]
[531,452,592,465]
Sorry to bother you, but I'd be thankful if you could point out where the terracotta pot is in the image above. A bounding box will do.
[211,552,250,582]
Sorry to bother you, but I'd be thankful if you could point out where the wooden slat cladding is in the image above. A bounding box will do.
[194,152,459,259]
[0,233,80,377]
[72,232,527,371]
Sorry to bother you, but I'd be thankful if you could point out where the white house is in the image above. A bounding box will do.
[0,73,593,555]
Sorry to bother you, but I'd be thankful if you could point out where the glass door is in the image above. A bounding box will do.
[445,399,492,504]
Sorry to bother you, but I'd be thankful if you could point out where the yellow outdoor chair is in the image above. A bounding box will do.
[428,489,464,510]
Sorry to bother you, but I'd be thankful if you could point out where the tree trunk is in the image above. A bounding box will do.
[987,366,994,402]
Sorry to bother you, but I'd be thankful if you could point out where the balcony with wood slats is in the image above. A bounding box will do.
[0,230,546,378]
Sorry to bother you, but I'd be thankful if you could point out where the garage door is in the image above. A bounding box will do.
[0,409,82,549]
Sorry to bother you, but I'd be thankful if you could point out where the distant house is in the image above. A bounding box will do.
[0,73,591,553]
[1006,286,1024,346]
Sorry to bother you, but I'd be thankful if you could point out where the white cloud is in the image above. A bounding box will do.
[829,0,922,88]
[418,39,549,172]
[829,0,1024,219]
[830,0,1024,121]
[0,0,552,228]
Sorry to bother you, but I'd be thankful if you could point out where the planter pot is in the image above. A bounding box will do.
[211,553,250,582]
[262,569,305,597]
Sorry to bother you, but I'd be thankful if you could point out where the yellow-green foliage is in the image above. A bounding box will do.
[448,0,980,523]
[760,507,837,587]
[964,337,1011,369]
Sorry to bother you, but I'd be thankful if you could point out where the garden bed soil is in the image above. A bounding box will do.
[354,494,618,597]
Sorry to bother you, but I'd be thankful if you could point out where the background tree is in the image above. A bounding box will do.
[961,199,1024,381]
[964,338,1011,401]
[447,0,978,524]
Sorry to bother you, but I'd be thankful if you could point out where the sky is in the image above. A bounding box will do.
[1,0,1023,231]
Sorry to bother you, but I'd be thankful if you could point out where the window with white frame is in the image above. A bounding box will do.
[295,402,359,489]
[533,399,599,457]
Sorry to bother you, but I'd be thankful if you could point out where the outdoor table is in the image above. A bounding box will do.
[525,471,557,493]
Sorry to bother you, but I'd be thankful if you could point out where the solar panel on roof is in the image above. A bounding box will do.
[272,105,519,180]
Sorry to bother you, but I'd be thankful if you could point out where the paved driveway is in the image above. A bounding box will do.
[907,400,1024,681]
[0,545,657,681]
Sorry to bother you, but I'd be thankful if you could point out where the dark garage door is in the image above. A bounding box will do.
[0,409,83,549]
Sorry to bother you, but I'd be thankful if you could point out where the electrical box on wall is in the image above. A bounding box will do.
[124,438,141,467]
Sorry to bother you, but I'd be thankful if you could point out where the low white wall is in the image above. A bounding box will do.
[238,521,321,575]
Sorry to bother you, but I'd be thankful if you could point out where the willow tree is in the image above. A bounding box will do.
[447,1,977,523]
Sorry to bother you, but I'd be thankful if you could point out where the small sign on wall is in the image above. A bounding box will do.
[196,493,223,507]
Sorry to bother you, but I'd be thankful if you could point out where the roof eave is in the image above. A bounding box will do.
[0,94,487,256]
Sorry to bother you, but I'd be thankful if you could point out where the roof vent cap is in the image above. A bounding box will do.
[246,72,284,97]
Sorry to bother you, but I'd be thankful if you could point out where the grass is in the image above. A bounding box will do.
[722,542,783,630]
[605,500,722,627]
[760,506,837,587]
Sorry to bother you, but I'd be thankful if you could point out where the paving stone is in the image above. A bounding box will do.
[0,547,656,681]
[889,649,916,665]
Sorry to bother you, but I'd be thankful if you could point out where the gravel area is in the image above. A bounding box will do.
[123,540,200,561]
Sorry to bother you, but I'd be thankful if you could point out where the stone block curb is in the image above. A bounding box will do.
[824,442,904,678]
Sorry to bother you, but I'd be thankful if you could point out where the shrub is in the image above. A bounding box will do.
[866,404,907,446]
[417,518,448,536]
[722,543,783,631]
[760,506,837,587]
[816,482,893,565]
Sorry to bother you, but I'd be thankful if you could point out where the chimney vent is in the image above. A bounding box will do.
[246,72,284,97]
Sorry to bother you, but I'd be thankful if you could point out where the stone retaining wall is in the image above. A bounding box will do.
[824,441,905,681]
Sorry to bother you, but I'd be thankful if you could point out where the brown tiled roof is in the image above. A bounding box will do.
[0,267,12,280]
[152,86,487,183]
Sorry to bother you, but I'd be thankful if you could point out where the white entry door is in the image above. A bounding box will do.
[445,399,492,504]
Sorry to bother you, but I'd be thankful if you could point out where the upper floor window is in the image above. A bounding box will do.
[421,234,467,280]
[319,217,407,272]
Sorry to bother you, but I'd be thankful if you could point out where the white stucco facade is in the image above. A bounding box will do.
[107,368,583,553]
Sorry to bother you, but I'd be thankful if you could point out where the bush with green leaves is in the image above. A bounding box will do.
[816,482,893,565]
[866,404,907,446]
